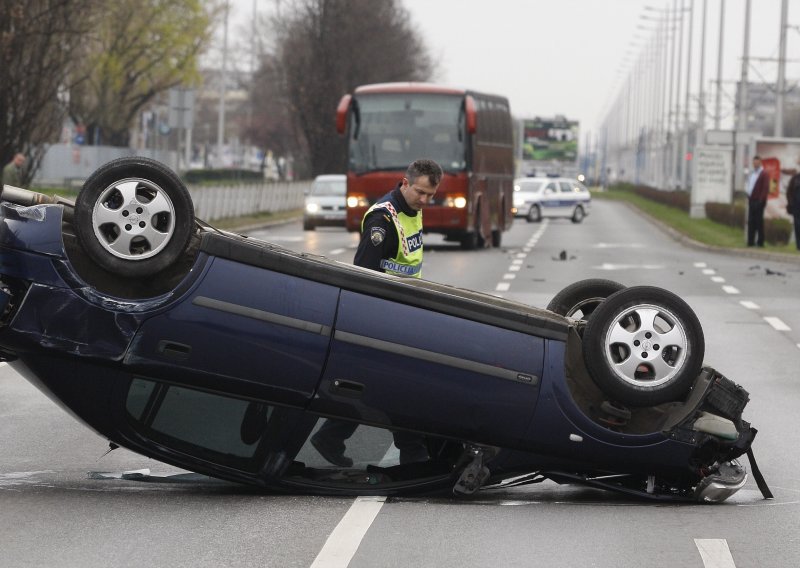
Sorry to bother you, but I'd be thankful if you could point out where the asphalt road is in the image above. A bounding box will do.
[2,199,799,567]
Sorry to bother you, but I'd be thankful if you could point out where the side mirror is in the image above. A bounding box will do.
[465,95,477,135]
[336,94,352,135]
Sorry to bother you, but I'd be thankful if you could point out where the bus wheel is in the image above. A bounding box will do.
[491,229,502,248]
[460,231,478,250]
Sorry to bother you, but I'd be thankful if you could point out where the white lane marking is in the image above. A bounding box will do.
[509,265,521,272]
[695,539,737,568]
[522,247,532,253]
[310,496,386,568]
[593,243,645,248]
[503,273,516,280]
[764,317,791,331]
[515,253,526,259]
[328,248,346,256]
[512,259,524,265]
[694,262,708,268]
[702,268,716,275]
[593,263,664,270]
[711,276,726,283]
[722,285,740,295]
[495,282,510,292]
[739,301,760,310]
[797,344,800,350]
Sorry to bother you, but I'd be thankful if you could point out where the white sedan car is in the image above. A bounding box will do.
[513,177,591,223]
[304,174,347,230]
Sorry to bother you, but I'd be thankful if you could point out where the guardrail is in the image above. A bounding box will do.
[187,181,309,221]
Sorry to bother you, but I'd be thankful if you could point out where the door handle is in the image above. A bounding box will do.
[157,340,192,361]
[330,379,364,398]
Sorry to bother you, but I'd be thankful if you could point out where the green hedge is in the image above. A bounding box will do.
[705,201,792,245]
[633,185,691,212]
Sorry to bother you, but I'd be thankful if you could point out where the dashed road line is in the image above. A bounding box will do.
[310,496,386,568]
[695,539,737,568]
[328,248,346,256]
[502,273,516,280]
[739,300,760,310]
[764,317,791,331]
[722,285,740,295]
[702,268,716,275]
[711,276,726,283]
[495,282,511,292]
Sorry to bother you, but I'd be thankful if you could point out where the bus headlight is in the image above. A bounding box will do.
[347,195,369,208]
[443,195,467,208]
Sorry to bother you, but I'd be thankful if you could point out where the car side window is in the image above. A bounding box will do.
[545,182,557,194]
[126,378,273,471]
[559,182,573,193]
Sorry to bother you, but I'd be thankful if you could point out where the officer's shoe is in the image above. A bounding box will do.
[311,434,353,468]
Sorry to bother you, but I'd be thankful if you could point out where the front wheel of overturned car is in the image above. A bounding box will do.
[75,157,195,278]
[547,278,626,320]
[582,286,704,407]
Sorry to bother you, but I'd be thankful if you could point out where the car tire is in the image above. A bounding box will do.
[303,219,315,231]
[547,278,626,320]
[74,157,195,278]
[582,286,704,407]
[527,205,541,223]
[572,206,585,223]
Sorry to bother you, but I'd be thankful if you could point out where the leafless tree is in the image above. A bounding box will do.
[269,0,434,176]
[0,1,97,185]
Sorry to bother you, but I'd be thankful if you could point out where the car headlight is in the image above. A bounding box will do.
[306,203,319,213]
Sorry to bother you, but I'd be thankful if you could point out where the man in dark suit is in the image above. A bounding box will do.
[746,155,770,247]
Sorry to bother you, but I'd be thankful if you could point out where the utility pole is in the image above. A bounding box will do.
[714,0,724,130]
[775,0,789,137]
[682,0,694,190]
[216,0,230,168]
[736,0,751,194]
[697,0,707,135]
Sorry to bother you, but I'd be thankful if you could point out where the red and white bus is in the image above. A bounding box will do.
[335,83,514,249]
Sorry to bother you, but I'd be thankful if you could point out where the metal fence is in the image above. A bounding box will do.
[189,181,308,221]
[33,143,308,221]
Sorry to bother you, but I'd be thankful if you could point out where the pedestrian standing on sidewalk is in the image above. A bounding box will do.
[787,160,800,250]
[2,153,26,188]
[746,155,770,247]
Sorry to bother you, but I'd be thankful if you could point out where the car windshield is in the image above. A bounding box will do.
[312,179,345,196]
[517,181,544,193]
[349,93,466,173]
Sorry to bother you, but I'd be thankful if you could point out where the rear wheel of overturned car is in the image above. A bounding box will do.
[582,286,704,407]
[527,205,541,223]
[547,278,626,320]
[75,157,195,278]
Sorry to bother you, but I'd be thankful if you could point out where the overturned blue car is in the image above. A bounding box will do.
[0,157,769,502]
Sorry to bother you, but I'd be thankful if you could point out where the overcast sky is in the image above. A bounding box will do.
[227,0,798,138]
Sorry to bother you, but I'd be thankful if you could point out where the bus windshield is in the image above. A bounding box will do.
[348,93,466,174]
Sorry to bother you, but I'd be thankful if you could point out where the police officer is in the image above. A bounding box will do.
[310,159,443,467]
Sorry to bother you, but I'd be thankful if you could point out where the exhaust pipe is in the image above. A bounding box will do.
[1,184,75,222]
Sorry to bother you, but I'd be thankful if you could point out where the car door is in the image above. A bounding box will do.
[124,255,340,408]
[559,180,579,216]
[540,181,560,217]
[309,290,545,449]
